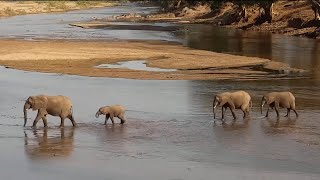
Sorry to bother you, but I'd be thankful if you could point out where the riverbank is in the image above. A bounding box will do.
[101,1,319,39]
[0,1,119,17]
[0,39,305,80]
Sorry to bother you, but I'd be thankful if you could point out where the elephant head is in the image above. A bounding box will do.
[261,95,275,114]
[95,110,102,118]
[23,96,47,127]
[213,95,225,119]
[260,96,267,115]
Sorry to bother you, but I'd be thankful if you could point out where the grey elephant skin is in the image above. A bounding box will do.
[95,105,126,124]
[23,95,76,127]
[213,90,252,120]
[261,91,298,118]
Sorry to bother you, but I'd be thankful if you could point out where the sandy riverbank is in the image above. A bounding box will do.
[0,1,119,17]
[0,39,305,80]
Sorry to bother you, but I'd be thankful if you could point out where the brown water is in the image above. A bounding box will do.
[175,24,320,82]
[0,3,320,180]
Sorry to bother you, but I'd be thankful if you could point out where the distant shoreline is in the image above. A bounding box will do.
[0,1,119,18]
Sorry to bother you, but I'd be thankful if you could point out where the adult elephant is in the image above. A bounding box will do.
[213,90,252,121]
[23,95,76,127]
[261,92,298,118]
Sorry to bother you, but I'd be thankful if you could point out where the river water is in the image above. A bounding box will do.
[0,3,320,180]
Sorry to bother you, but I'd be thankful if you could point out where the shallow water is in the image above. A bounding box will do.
[1,67,320,179]
[96,60,177,72]
[0,3,320,180]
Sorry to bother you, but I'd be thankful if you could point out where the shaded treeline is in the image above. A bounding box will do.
[145,0,320,22]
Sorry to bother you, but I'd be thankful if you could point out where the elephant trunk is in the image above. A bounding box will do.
[261,97,266,115]
[95,111,101,118]
[23,102,30,127]
[213,100,218,119]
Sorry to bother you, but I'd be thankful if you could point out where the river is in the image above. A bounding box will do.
[0,3,319,180]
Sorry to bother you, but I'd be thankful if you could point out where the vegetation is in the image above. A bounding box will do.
[151,0,320,21]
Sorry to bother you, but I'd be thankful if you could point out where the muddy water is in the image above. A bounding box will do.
[1,67,320,179]
[0,3,320,180]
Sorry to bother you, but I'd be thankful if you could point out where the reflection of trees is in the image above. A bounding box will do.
[24,128,75,160]
[310,40,320,81]
[179,24,273,59]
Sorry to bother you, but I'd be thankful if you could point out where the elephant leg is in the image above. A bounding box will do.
[110,116,115,124]
[118,115,126,124]
[104,115,110,125]
[59,117,65,128]
[230,107,237,120]
[221,106,225,120]
[241,105,248,119]
[32,111,42,128]
[285,108,290,117]
[242,109,246,118]
[241,107,247,119]
[68,114,77,127]
[275,101,280,118]
[265,106,270,117]
[42,115,48,127]
[293,109,299,117]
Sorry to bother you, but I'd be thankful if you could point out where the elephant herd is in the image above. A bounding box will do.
[213,90,298,123]
[23,91,298,128]
[23,95,126,127]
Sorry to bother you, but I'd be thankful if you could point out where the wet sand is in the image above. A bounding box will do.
[0,39,305,80]
[0,67,320,179]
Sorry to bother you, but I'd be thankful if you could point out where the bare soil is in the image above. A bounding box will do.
[0,39,305,80]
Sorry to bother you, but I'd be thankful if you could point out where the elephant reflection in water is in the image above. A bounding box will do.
[24,127,75,160]
[264,116,298,129]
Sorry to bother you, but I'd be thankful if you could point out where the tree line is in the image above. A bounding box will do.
[152,0,320,22]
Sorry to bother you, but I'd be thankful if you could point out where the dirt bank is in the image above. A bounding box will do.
[103,1,320,39]
[0,1,118,17]
[0,39,305,80]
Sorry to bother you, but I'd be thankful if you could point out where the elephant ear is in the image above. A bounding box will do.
[266,95,275,104]
[31,95,47,111]
[219,95,228,106]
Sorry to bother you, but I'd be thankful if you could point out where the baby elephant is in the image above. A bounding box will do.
[213,90,252,120]
[261,91,298,118]
[95,105,126,125]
